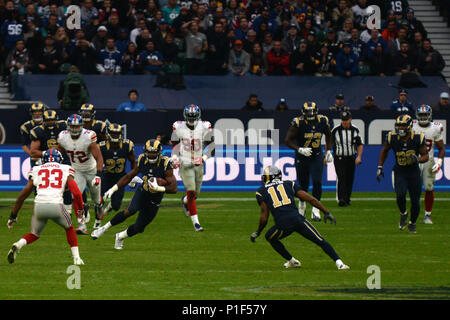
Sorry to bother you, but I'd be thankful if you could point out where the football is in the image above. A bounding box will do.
[150,177,168,186]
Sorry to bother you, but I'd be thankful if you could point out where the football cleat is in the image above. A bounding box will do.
[399,212,408,230]
[73,256,85,265]
[84,203,90,223]
[284,258,301,269]
[407,222,417,233]
[298,201,306,216]
[76,224,89,235]
[114,233,124,250]
[194,223,204,232]
[182,196,189,217]
[7,243,19,264]
[311,207,321,222]
[93,219,102,230]
[423,215,433,224]
[338,264,350,270]
[91,226,107,240]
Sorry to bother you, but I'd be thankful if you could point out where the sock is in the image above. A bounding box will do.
[187,190,197,216]
[335,259,344,267]
[118,230,129,240]
[64,204,72,215]
[191,214,199,226]
[15,238,27,250]
[65,226,78,247]
[401,210,408,216]
[71,246,80,258]
[22,233,39,245]
[425,191,434,213]
[103,221,112,230]
[425,211,431,216]
[183,195,187,205]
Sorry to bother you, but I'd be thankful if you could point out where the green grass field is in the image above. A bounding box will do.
[0,191,449,300]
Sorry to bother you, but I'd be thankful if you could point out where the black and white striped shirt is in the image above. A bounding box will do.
[331,124,362,157]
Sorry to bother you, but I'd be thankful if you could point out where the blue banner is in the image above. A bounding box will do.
[1,145,449,192]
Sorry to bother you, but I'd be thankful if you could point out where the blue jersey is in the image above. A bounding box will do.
[256,180,302,226]
[100,139,135,177]
[290,115,330,157]
[386,130,425,170]
[136,153,173,204]
[30,121,67,151]
[1,20,24,49]
[390,100,414,115]
[20,119,40,146]
[97,48,122,73]
[139,50,164,72]
[84,120,107,142]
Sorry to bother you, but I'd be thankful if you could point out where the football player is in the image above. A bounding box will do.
[79,104,107,142]
[250,166,350,270]
[91,139,177,250]
[100,123,137,217]
[412,105,445,224]
[29,110,66,159]
[170,104,215,232]
[7,149,85,265]
[285,102,333,221]
[57,114,104,232]
[20,103,47,167]
[377,115,429,233]
[78,103,107,220]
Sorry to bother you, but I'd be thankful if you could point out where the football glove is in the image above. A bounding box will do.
[376,166,384,182]
[250,231,260,242]
[128,176,143,188]
[148,177,166,193]
[298,147,313,157]
[326,150,333,163]
[91,176,101,186]
[104,184,118,201]
[432,159,442,174]
[324,211,336,224]
[171,155,180,169]
[7,212,17,229]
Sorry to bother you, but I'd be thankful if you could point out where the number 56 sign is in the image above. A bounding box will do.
[66,5,81,30]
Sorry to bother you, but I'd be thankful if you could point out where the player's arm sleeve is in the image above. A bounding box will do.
[171,122,180,142]
[354,128,363,146]
[435,124,444,142]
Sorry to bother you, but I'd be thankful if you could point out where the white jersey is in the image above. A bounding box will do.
[29,163,75,204]
[58,128,97,172]
[172,120,213,165]
[412,120,444,159]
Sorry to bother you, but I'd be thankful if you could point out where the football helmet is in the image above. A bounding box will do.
[79,104,96,123]
[261,165,282,185]
[42,148,63,164]
[67,114,84,138]
[416,104,432,126]
[43,110,58,130]
[183,104,201,127]
[107,123,122,143]
[144,139,162,164]
[302,101,318,121]
[395,114,413,137]
[29,103,46,124]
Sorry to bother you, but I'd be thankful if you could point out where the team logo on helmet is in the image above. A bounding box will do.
[42,148,63,164]
[183,104,201,126]
[415,104,432,126]
[302,101,318,121]
[395,114,413,137]
[144,139,162,164]
[67,114,83,138]
[107,123,122,143]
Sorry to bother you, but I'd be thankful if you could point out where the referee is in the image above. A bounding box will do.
[331,111,363,206]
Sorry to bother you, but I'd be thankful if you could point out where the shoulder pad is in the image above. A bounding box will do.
[318,114,329,125]
[172,121,183,131]
[202,121,212,129]
[137,153,146,165]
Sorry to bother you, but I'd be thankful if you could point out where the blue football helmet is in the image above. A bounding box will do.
[67,114,83,138]
[42,148,63,164]
[183,104,201,126]
[416,104,432,126]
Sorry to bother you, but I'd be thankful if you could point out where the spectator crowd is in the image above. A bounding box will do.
[0,0,446,79]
